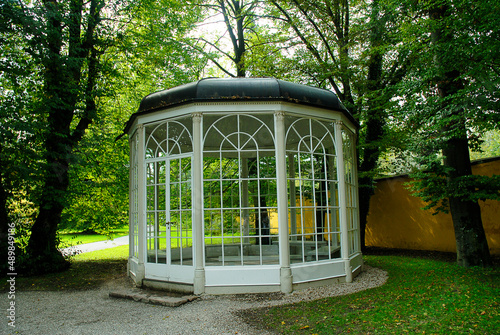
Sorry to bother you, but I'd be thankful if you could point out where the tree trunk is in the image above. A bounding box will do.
[26,136,72,273]
[221,0,247,77]
[234,0,246,77]
[442,131,492,267]
[431,3,491,267]
[358,0,385,251]
[25,87,74,272]
[24,0,100,274]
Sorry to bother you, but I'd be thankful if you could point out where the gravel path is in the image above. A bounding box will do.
[2,265,387,335]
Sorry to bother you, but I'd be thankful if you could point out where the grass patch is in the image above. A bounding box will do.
[1,245,128,292]
[58,228,128,247]
[249,256,499,334]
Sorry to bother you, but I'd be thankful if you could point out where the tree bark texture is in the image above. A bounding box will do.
[25,0,101,274]
[430,2,491,267]
[358,0,385,251]
[443,135,492,267]
[220,0,247,77]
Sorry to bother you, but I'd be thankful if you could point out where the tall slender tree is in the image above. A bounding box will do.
[267,0,409,249]
[187,0,261,77]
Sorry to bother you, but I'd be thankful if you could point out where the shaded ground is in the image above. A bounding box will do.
[364,246,500,266]
[364,246,458,262]
[3,246,497,334]
[2,265,387,335]
[236,247,500,334]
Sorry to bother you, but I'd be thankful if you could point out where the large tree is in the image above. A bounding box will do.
[21,0,113,273]
[266,0,409,250]
[0,0,204,274]
[391,0,499,267]
[61,0,204,236]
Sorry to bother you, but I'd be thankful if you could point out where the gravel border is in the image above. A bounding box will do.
[2,265,387,335]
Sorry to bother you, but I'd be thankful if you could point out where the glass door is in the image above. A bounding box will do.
[145,154,194,282]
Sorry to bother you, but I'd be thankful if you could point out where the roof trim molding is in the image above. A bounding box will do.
[123,78,357,134]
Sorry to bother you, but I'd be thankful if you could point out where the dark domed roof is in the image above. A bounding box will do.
[125,77,356,133]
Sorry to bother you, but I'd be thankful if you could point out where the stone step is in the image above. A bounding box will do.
[109,290,198,307]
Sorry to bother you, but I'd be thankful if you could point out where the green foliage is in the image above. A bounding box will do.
[256,255,499,334]
[409,169,500,215]
[387,0,500,210]
[470,130,500,160]
[60,122,129,234]
[119,0,206,89]
[0,3,46,221]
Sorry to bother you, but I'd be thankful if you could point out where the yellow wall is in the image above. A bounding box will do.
[365,157,500,254]
[269,198,340,240]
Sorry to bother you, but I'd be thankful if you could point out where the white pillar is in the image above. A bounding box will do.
[136,124,146,284]
[241,157,250,244]
[335,121,352,283]
[351,131,361,255]
[288,154,297,240]
[192,112,205,294]
[128,134,135,277]
[275,111,292,293]
[329,155,339,247]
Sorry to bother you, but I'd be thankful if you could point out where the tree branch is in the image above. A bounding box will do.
[271,0,342,96]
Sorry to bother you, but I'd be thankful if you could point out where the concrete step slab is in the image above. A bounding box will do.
[109,290,198,307]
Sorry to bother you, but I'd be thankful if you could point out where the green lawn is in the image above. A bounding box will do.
[4,245,498,335]
[1,245,129,291]
[248,255,499,334]
[58,228,129,247]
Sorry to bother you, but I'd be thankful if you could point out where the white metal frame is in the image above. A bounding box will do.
[128,101,360,293]
[143,118,195,283]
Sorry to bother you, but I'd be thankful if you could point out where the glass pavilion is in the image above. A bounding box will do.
[125,78,361,294]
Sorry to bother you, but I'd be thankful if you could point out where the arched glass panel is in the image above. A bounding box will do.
[145,119,192,159]
[203,114,277,266]
[144,117,193,267]
[285,116,340,264]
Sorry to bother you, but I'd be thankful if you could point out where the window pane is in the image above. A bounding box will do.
[157,185,166,210]
[180,182,190,209]
[222,180,239,208]
[181,157,191,181]
[170,183,180,210]
[203,156,220,179]
[221,158,239,179]
[170,159,180,182]
[286,117,342,264]
[203,114,278,266]
[147,186,155,211]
